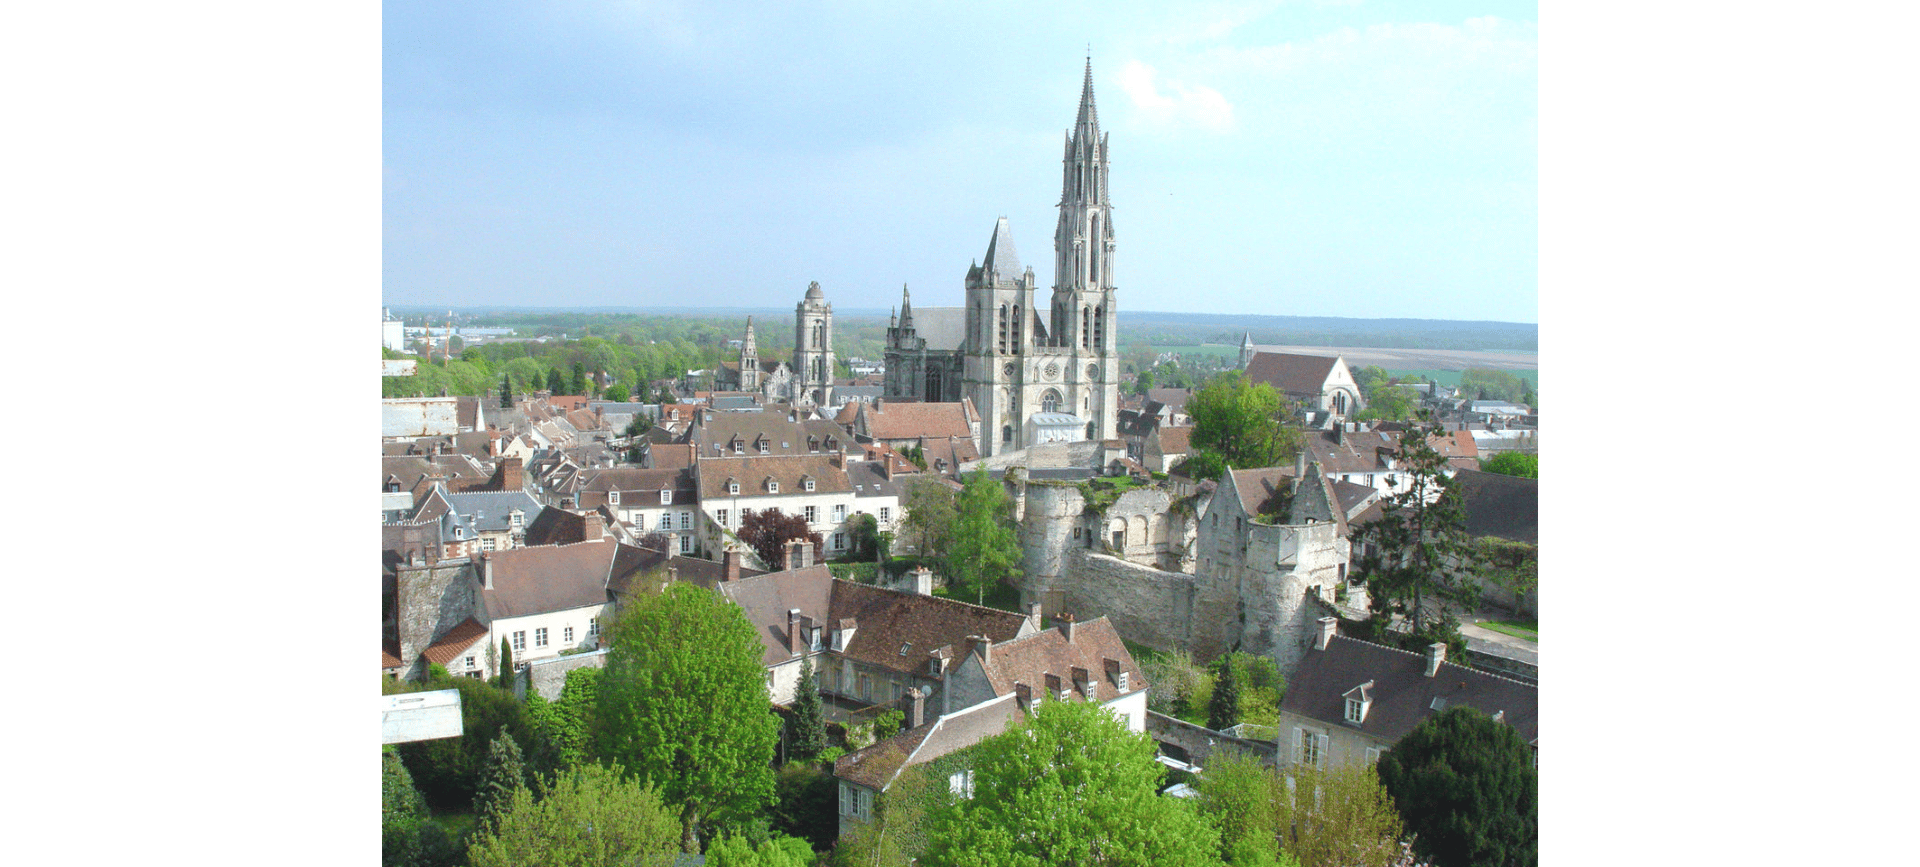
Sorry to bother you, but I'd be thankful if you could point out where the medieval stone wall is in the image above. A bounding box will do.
[1055,548,1199,655]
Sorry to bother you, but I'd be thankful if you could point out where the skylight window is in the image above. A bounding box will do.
[1429,697,1449,711]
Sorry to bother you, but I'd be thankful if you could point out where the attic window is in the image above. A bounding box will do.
[660,489,672,505]
[608,491,621,505]
[766,478,779,494]
[899,642,911,656]
[1429,697,1449,712]
[803,477,816,492]
[727,479,740,495]
[808,437,819,452]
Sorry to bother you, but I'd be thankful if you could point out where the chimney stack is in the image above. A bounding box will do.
[908,565,933,595]
[500,456,524,490]
[723,548,741,582]
[665,532,679,557]
[1056,612,1076,643]
[1295,448,1307,480]
[1026,601,1043,632]
[905,686,927,730]
[582,510,606,542]
[479,552,494,589]
[1013,682,1031,710]
[1425,642,1447,677]
[788,609,803,655]
[1315,616,1338,651]
[968,634,990,665]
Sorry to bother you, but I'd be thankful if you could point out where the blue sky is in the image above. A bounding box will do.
[385,1,1536,322]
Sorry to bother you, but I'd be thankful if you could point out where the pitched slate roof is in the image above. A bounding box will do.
[442,490,544,533]
[902,307,966,351]
[1282,634,1537,746]
[576,466,697,508]
[835,693,1024,790]
[1146,388,1194,415]
[1305,429,1478,476]
[716,570,1030,672]
[1451,469,1538,544]
[715,566,839,666]
[972,617,1146,705]
[475,541,616,620]
[1243,352,1343,397]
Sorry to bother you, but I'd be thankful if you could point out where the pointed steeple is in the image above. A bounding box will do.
[1076,56,1098,132]
[982,217,1023,282]
[899,284,914,328]
[889,306,897,329]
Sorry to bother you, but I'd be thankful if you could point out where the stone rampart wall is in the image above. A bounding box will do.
[1057,549,1199,655]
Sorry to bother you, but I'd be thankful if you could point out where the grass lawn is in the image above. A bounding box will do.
[1479,619,1538,642]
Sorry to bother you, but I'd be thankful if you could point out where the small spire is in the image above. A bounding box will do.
[899,283,914,327]
[1076,57,1098,131]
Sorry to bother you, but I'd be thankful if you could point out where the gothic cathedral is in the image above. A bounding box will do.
[884,60,1120,457]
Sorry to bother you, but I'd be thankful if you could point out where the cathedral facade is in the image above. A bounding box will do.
[883,61,1121,457]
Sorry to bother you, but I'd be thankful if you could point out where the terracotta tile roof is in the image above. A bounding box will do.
[522,507,588,547]
[576,467,696,507]
[421,617,490,667]
[715,566,839,666]
[382,641,404,670]
[835,692,1024,790]
[1153,426,1191,455]
[566,408,603,431]
[695,455,852,501]
[834,401,862,425]
[1282,634,1536,746]
[975,617,1146,705]
[476,541,616,620]
[546,395,590,412]
[861,401,973,441]
[829,582,1030,676]
[1243,352,1342,397]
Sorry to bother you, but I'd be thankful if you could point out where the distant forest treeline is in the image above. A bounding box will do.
[390,307,1537,355]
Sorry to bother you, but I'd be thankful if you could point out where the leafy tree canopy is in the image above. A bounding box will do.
[1479,452,1537,479]
[944,468,1021,606]
[465,763,681,867]
[1376,706,1537,867]
[594,582,781,852]
[1352,416,1484,639]
[738,508,823,571]
[921,698,1221,867]
[1186,371,1303,480]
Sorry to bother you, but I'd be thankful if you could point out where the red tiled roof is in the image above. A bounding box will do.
[976,618,1146,705]
[863,402,973,441]
[421,617,490,667]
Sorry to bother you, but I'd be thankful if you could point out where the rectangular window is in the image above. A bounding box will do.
[608,490,621,505]
[805,505,818,524]
[510,512,523,528]
[1365,747,1384,764]
[535,627,548,647]
[680,534,694,553]
[679,511,692,530]
[632,513,645,531]
[858,673,871,701]
[1345,698,1364,723]
[660,489,673,505]
[948,769,974,799]
[564,626,574,644]
[512,631,526,652]
[717,509,728,527]
[1296,728,1326,768]
[588,617,598,636]
[481,537,496,552]
[832,533,845,551]
[878,507,890,523]
[464,655,476,670]
[833,504,847,522]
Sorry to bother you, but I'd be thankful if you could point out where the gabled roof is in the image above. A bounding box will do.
[442,490,544,533]
[696,455,851,500]
[715,566,839,666]
[421,617,490,667]
[1281,635,1536,746]
[900,307,966,351]
[1243,352,1345,397]
[476,541,616,620]
[835,692,1024,791]
[716,570,1030,672]
[971,617,1146,705]
[1146,388,1194,415]
[1152,426,1191,455]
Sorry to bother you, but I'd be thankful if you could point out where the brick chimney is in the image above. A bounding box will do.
[787,608,804,656]
[905,686,927,730]
[582,510,606,542]
[1056,612,1076,643]
[723,548,741,582]
[479,552,494,589]
[1013,681,1032,711]
[1315,616,1338,651]
[499,456,524,490]
[1425,642,1447,677]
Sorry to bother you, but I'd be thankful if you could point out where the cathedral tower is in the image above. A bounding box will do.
[1049,59,1120,442]
[793,281,834,407]
[738,316,760,392]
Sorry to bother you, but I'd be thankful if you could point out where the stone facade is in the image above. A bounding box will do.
[395,558,477,681]
[883,62,1121,456]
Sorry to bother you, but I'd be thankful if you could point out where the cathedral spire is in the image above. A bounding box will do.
[899,284,914,328]
[1075,56,1098,133]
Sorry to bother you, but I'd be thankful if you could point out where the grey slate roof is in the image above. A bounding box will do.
[1451,469,1538,544]
[980,217,1024,284]
[904,308,966,351]
[442,490,544,533]
[1282,634,1537,747]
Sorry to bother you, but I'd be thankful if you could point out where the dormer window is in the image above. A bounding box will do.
[509,510,524,528]
[660,489,672,505]
[803,476,816,492]
[726,478,740,495]
[608,491,621,505]
[766,477,779,494]
[732,438,744,454]
[1343,680,1374,724]
[808,437,819,452]
[758,438,769,455]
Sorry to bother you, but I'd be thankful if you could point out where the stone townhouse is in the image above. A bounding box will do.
[1303,425,1479,501]
[404,486,544,556]
[847,399,981,457]
[1279,617,1537,770]
[571,466,701,554]
[833,614,1148,838]
[391,540,627,682]
[695,453,874,561]
[714,563,1035,711]
[688,406,849,461]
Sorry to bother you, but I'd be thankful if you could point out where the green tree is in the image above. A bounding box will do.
[787,653,827,762]
[900,478,957,560]
[547,367,566,394]
[770,762,839,850]
[1352,416,1484,640]
[1186,371,1303,480]
[1197,750,1407,867]
[944,468,1020,605]
[498,374,512,409]
[1359,380,1415,423]
[472,732,528,833]
[465,763,681,867]
[1479,452,1537,479]
[1208,653,1242,732]
[1133,369,1155,395]
[921,699,1221,867]
[605,381,631,402]
[529,666,601,770]
[570,361,587,396]
[497,637,514,688]
[1194,749,1292,867]
[707,833,817,867]
[384,676,539,813]
[1457,369,1524,403]
[383,746,460,867]
[1376,706,1536,867]
[595,582,781,852]
[845,512,881,561]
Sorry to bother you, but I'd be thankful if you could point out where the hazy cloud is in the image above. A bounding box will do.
[1118,60,1237,134]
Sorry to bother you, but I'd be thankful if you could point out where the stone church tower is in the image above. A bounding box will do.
[1045,59,1122,446]
[738,316,761,392]
[793,281,834,407]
